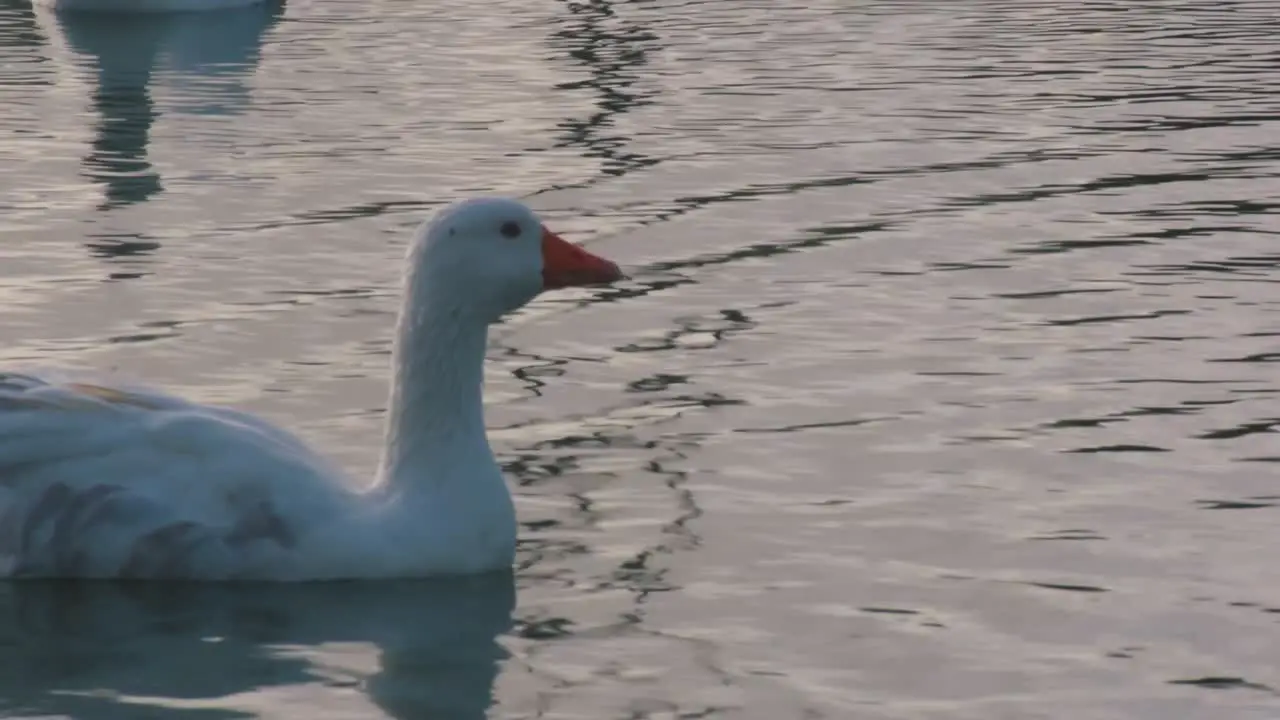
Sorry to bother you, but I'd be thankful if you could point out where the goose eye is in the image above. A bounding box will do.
[499,221,522,239]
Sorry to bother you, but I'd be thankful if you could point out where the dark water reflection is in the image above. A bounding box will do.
[543,0,660,187]
[0,575,513,719]
[2,0,1280,718]
[50,2,283,210]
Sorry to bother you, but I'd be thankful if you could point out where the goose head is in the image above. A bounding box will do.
[409,197,623,322]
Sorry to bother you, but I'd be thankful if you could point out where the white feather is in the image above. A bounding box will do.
[0,372,353,579]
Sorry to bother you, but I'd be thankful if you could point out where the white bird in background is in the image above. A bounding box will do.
[0,197,624,580]
[34,0,268,13]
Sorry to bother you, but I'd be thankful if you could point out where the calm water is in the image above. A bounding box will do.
[1,0,1279,717]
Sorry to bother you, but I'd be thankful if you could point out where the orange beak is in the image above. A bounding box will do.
[541,227,624,290]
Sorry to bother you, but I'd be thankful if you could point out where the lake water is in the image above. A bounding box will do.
[1,0,1279,717]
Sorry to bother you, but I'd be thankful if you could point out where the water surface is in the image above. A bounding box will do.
[1,0,1279,718]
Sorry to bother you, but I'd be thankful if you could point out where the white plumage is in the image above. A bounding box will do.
[0,198,622,580]
[0,372,350,578]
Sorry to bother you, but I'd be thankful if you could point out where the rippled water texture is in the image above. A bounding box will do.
[1,0,1279,717]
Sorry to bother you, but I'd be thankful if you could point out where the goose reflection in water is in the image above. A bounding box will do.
[33,0,283,210]
[0,573,514,719]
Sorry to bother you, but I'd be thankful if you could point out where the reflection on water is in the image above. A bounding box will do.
[0,574,514,719]
[33,0,282,210]
[2,0,1280,717]
[544,0,660,186]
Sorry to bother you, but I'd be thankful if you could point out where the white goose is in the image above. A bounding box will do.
[0,197,623,580]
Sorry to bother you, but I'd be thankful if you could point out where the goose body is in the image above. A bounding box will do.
[0,198,623,580]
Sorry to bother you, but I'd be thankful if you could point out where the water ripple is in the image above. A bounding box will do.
[3,0,1280,717]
